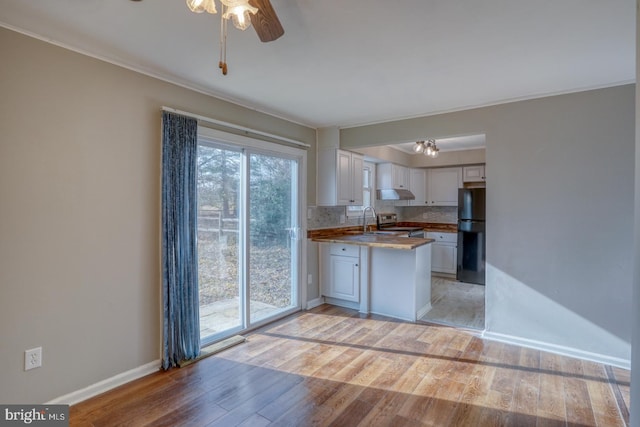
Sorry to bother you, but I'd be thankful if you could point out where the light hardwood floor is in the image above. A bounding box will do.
[70,305,630,426]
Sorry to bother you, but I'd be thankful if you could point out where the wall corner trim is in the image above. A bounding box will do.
[306,297,325,310]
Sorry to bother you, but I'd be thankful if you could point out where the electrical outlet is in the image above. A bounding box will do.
[25,347,42,371]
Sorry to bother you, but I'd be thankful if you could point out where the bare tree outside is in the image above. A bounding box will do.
[197,144,295,338]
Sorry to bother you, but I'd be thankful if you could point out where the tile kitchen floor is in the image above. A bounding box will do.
[420,275,485,330]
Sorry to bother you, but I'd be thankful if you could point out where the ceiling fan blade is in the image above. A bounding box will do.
[249,0,284,42]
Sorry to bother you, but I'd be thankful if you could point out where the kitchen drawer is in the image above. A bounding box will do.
[426,232,457,244]
[329,243,360,257]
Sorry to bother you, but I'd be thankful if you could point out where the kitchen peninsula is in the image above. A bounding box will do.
[312,232,434,322]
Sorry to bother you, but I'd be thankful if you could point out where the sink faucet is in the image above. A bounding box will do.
[362,206,377,234]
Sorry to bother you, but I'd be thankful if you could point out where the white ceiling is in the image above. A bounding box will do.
[0,0,635,130]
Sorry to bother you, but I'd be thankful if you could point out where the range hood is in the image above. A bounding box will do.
[376,189,416,201]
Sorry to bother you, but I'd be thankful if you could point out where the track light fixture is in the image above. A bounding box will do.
[412,140,439,158]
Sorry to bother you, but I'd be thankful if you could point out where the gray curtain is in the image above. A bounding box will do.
[161,111,200,369]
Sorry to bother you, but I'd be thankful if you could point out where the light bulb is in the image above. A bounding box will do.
[186,0,217,14]
[413,141,425,153]
[425,145,433,156]
[230,9,252,30]
[221,0,258,30]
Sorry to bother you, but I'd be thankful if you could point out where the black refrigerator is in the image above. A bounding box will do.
[457,188,486,285]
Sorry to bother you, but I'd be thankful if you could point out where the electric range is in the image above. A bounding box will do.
[376,213,425,238]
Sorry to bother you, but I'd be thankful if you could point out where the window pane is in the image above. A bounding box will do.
[347,165,372,215]
[249,153,296,323]
[197,144,242,341]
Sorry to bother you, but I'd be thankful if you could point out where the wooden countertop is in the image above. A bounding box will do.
[403,222,457,233]
[312,233,434,250]
[307,222,458,239]
[307,222,457,240]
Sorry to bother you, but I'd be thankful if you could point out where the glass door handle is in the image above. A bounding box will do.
[285,227,303,240]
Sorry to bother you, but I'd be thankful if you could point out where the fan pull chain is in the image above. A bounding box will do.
[219,4,228,75]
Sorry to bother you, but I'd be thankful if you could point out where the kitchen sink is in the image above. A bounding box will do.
[339,230,401,236]
[366,230,402,235]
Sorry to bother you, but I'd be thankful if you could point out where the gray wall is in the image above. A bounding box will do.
[343,85,635,364]
[0,27,315,404]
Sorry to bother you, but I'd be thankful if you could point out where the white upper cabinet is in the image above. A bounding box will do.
[408,168,428,206]
[463,165,486,183]
[427,167,463,206]
[377,163,409,189]
[317,149,364,206]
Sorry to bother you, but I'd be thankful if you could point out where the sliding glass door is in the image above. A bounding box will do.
[249,152,297,324]
[197,144,243,340]
[197,131,303,345]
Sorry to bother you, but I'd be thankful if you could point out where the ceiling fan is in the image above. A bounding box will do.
[248,0,284,43]
[185,0,284,75]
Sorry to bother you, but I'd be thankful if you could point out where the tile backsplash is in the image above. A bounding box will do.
[307,204,457,229]
[399,206,457,223]
[307,206,355,229]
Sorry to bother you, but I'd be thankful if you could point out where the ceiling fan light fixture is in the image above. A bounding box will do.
[413,141,425,153]
[186,0,217,14]
[221,0,258,30]
[186,0,282,74]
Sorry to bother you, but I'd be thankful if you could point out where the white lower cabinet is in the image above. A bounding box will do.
[317,242,432,321]
[328,255,360,302]
[427,232,457,274]
[320,243,360,303]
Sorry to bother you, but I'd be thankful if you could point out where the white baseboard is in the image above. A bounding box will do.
[481,331,630,370]
[306,297,325,310]
[324,297,359,311]
[416,303,432,320]
[47,360,161,406]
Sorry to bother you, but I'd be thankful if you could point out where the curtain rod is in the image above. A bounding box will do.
[161,106,310,148]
